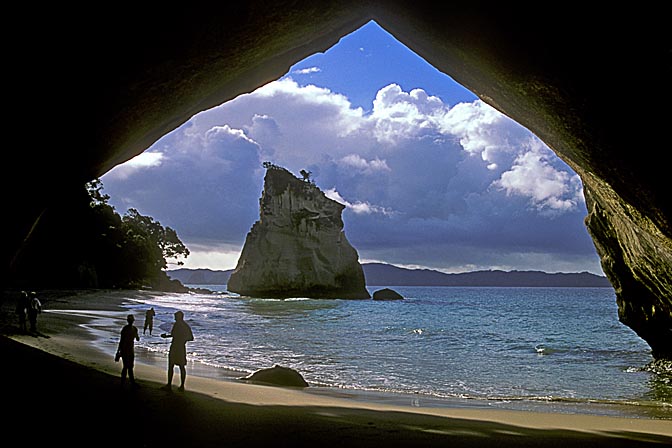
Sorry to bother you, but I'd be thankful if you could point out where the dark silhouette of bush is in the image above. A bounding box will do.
[10,179,189,291]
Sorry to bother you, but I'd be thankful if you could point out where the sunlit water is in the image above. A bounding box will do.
[108,286,670,418]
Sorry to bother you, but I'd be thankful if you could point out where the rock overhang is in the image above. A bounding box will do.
[6,2,670,357]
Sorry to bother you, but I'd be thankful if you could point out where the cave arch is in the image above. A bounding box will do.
[7,2,670,358]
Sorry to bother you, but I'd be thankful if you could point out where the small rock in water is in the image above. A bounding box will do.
[372,288,404,300]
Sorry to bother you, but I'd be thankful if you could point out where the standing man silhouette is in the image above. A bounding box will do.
[161,311,194,392]
[27,292,42,333]
[116,314,140,388]
[144,307,156,335]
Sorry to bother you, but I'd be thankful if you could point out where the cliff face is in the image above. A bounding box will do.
[227,166,370,299]
[583,172,672,359]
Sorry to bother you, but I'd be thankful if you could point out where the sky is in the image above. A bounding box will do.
[101,21,603,275]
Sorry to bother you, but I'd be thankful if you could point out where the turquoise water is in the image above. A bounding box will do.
[122,286,671,418]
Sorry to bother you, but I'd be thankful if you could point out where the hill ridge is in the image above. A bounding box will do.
[167,263,611,288]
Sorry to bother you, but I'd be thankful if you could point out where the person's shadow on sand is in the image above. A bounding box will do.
[5,326,50,339]
[29,330,50,339]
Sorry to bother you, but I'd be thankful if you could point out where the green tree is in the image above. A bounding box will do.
[121,208,190,274]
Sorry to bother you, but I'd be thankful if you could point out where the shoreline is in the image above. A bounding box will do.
[117,289,671,420]
[2,289,671,446]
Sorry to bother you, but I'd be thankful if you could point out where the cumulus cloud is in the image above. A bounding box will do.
[102,78,599,273]
[202,125,262,171]
[102,122,264,246]
[494,140,584,213]
[369,84,447,144]
[105,151,164,180]
[187,78,366,170]
[254,78,363,129]
[439,100,528,169]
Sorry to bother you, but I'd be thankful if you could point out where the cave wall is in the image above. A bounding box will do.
[5,2,670,357]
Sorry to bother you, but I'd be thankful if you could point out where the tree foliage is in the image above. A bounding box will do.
[12,179,189,290]
[121,208,190,276]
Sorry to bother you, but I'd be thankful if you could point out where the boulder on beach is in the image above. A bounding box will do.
[240,365,309,388]
[372,288,404,301]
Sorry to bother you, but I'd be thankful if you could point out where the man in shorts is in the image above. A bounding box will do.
[161,311,194,392]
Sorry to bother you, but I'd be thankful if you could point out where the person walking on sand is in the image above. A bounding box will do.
[116,314,140,388]
[161,310,194,392]
[143,307,156,335]
[27,291,42,333]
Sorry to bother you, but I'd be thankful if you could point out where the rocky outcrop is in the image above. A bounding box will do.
[583,173,672,359]
[372,288,404,301]
[227,165,370,299]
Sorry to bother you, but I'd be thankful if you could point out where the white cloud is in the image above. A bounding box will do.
[337,154,390,173]
[494,140,584,213]
[349,202,388,215]
[439,100,524,166]
[254,78,361,120]
[324,188,347,204]
[203,125,258,157]
[205,125,256,144]
[369,84,447,144]
[105,151,164,180]
[215,78,366,167]
[204,124,258,149]
[293,66,321,75]
[324,188,392,215]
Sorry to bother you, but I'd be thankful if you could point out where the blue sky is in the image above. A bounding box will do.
[102,21,603,274]
[286,22,477,110]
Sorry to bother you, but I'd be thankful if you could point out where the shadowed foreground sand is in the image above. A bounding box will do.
[2,290,671,447]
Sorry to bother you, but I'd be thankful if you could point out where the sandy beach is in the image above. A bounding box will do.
[2,289,671,447]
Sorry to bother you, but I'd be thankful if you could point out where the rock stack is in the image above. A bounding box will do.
[227,164,370,299]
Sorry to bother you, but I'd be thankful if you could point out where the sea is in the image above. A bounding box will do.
[109,285,671,419]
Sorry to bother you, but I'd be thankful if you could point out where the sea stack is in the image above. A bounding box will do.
[227,164,370,299]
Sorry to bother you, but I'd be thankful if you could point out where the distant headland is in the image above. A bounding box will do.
[168,262,612,289]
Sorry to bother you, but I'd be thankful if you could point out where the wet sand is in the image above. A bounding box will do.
[2,289,671,447]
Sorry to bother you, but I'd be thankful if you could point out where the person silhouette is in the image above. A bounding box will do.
[116,314,140,388]
[26,292,42,333]
[15,291,29,333]
[161,310,194,392]
[143,307,156,335]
